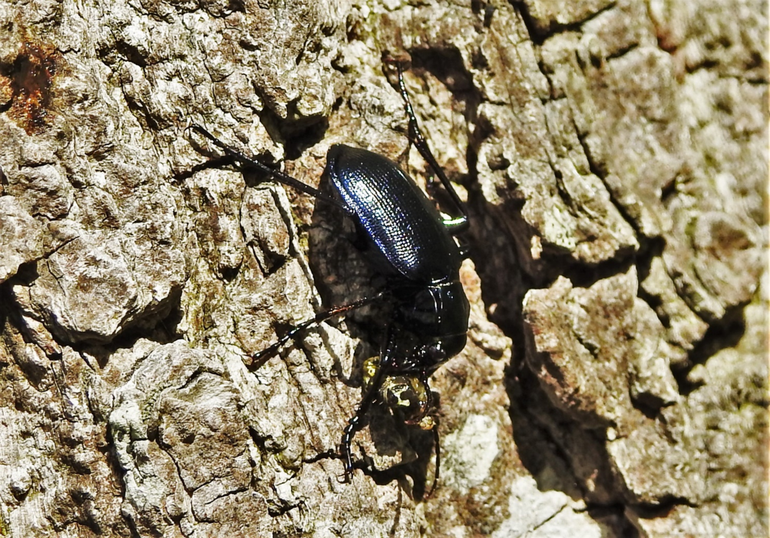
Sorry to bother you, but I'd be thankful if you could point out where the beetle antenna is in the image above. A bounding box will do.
[416,371,440,497]
[427,417,440,497]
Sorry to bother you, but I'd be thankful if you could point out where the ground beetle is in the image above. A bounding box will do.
[191,53,470,492]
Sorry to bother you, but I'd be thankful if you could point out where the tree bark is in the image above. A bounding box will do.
[0,0,766,536]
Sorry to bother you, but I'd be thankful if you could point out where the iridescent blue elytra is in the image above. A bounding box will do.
[326,145,464,284]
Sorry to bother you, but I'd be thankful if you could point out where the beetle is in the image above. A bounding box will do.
[190,54,469,492]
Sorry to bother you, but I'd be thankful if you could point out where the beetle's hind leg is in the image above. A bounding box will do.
[188,124,351,214]
[381,53,469,234]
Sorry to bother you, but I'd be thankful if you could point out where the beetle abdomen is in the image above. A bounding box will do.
[326,145,462,283]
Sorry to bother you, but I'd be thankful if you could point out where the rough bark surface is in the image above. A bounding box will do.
[0,0,766,536]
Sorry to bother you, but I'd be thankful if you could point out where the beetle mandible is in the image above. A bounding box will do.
[191,53,470,492]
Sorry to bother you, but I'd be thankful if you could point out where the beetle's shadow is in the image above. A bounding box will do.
[365,403,440,500]
[306,175,394,387]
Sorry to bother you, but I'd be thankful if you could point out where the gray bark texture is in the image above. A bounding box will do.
[0,0,766,536]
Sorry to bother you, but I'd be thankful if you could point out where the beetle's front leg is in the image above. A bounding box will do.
[340,327,402,481]
[341,361,388,481]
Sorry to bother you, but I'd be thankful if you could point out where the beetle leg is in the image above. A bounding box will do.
[189,124,353,215]
[382,55,470,234]
[418,371,441,497]
[341,360,389,481]
[249,291,388,370]
[428,416,440,497]
[396,370,440,496]
[340,323,403,481]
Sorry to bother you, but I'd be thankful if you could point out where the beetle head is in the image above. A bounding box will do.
[363,356,434,427]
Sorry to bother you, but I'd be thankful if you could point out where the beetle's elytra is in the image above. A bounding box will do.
[191,53,469,493]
